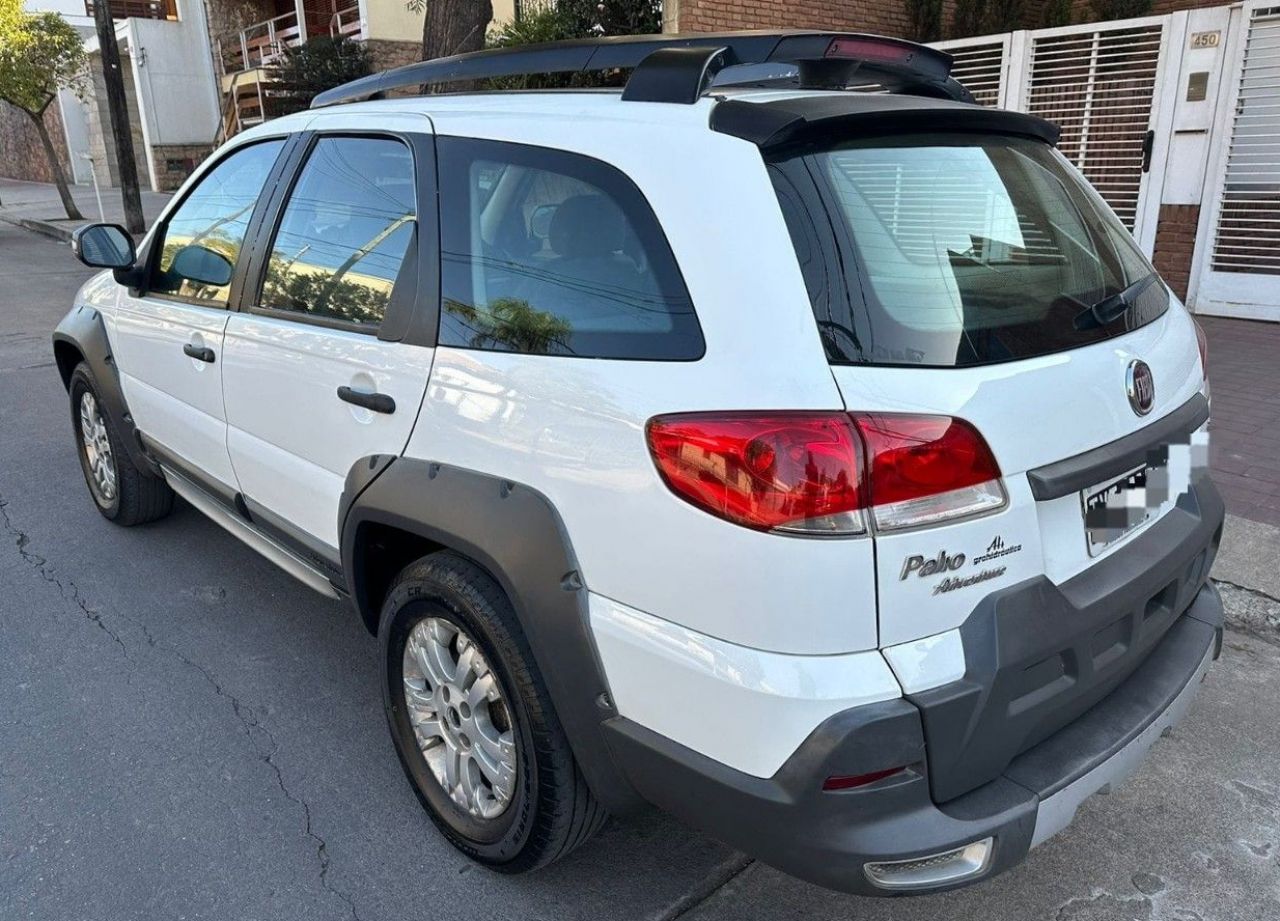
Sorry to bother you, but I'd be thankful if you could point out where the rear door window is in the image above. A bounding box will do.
[769,133,1168,367]
[436,137,703,360]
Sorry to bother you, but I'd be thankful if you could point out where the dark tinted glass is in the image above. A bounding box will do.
[437,137,703,360]
[150,140,284,305]
[770,133,1169,368]
[260,136,416,329]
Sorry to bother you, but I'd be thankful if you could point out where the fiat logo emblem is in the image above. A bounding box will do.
[1126,360,1155,416]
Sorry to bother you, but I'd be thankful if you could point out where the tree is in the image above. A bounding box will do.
[409,0,492,66]
[266,35,371,117]
[0,0,86,220]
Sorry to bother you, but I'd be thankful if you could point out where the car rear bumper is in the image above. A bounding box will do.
[602,581,1222,895]
[598,476,1226,895]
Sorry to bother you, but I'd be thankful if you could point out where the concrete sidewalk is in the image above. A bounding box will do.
[0,177,171,242]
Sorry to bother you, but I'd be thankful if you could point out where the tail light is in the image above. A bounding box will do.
[646,411,1004,536]
[1194,320,1208,381]
[854,414,1006,532]
[646,413,867,535]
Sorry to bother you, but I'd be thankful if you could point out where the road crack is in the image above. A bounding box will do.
[0,494,129,658]
[0,491,361,920]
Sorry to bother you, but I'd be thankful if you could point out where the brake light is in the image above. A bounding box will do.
[646,413,866,535]
[1194,320,1208,381]
[825,37,916,65]
[646,412,1005,535]
[853,414,1006,532]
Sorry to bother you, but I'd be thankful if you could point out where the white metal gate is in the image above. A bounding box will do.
[934,17,1174,254]
[1192,1,1280,320]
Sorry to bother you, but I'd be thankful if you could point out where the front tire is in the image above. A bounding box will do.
[69,362,173,526]
[379,551,606,872]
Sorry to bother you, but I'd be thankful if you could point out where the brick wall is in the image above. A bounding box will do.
[1152,204,1200,301]
[669,0,1233,37]
[0,99,72,184]
[670,0,916,39]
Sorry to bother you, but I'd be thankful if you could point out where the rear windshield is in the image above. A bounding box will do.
[769,132,1169,368]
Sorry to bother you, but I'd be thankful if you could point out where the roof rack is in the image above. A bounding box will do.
[309,31,973,109]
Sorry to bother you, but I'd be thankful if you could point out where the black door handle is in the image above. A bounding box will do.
[183,343,215,363]
[337,385,395,414]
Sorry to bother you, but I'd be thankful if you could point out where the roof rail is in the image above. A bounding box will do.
[309,31,973,109]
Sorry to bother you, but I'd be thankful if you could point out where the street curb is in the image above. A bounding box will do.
[0,213,73,243]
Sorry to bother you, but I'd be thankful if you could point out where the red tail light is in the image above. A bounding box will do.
[823,766,907,791]
[646,412,1005,535]
[853,414,1006,531]
[646,413,866,535]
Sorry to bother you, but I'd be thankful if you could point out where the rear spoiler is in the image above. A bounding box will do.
[311,31,974,109]
[710,94,1062,150]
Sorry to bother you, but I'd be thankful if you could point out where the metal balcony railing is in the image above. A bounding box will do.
[216,10,302,75]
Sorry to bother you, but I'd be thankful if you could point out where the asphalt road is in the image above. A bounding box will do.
[2,221,1278,921]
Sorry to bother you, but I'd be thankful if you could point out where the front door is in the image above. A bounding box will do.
[113,137,290,493]
[221,119,436,567]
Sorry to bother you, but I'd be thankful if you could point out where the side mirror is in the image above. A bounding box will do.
[171,244,234,288]
[71,223,136,270]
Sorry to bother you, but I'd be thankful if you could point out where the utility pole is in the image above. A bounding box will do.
[91,0,146,234]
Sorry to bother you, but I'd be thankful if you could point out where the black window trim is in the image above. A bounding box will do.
[434,134,706,363]
[236,128,440,347]
[136,133,298,310]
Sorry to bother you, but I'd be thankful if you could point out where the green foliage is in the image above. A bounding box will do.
[948,0,1025,37]
[949,0,988,38]
[444,297,573,354]
[906,0,944,42]
[483,0,659,88]
[0,0,87,116]
[265,35,371,117]
[1041,0,1073,27]
[487,0,661,48]
[1088,0,1152,20]
[986,0,1024,32]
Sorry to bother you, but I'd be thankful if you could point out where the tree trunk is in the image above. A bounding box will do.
[421,0,492,65]
[93,0,147,234]
[27,107,84,222]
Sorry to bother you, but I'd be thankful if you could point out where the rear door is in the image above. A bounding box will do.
[769,130,1207,647]
[220,115,437,569]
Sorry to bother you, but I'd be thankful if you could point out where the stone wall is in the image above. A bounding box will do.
[1152,204,1201,302]
[364,38,422,73]
[0,99,72,184]
[151,143,214,190]
[86,50,148,189]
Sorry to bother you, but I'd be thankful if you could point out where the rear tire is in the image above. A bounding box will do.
[69,362,173,526]
[379,551,607,872]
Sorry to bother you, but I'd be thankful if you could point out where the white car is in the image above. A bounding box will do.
[55,31,1224,895]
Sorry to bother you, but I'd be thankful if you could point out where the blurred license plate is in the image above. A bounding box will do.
[1082,462,1169,556]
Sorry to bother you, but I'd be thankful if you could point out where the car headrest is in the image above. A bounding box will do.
[548,194,625,260]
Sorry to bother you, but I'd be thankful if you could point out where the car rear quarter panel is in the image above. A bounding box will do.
[408,103,877,656]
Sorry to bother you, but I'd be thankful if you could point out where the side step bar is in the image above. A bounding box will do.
[162,466,342,600]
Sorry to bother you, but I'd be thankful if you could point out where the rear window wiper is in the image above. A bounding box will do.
[1072,271,1159,330]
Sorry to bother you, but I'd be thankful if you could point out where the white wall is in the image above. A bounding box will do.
[126,0,220,148]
